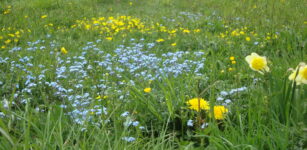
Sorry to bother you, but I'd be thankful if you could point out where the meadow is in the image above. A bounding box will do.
[0,0,306,149]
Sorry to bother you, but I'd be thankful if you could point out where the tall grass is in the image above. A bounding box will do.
[0,0,306,149]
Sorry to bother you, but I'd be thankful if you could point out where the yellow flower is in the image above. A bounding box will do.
[171,42,176,46]
[245,52,269,74]
[8,34,15,37]
[245,36,251,41]
[182,29,190,33]
[289,62,307,85]
[105,37,113,41]
[228,68,234,72]
[144,87,151,93]
[210,105,228,120]
[41,15,48,19]
[187,98,209,112]
[231,61,236,64]
[3,10,10,15]
[156,38,165,43]
[1,46,6,49]
[60,47,68,54]
[193,29,201,33]
[4,39,11,44]
[229,56,235,61]
[96,95,108,99]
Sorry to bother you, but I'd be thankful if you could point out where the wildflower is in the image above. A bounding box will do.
[289,62,307,85]
[220,91,228,96]
[216,97,224,101]
[8,34,15,37]
[144,87,151,93]
[210,105,228,120]
[245,52,269,74]
[105,37,112,41]
[171,42,176,46]
[121,111,129,117]
[187,98,209,112]
[122,137,136,142]
[3,10,10,15]
[201,123,209,129]
[60,47,68,54]
[187,119,193,127]
[183,29,190,33]
[229,56,235,61]
[4,39,11,44]
[194,29,201,33]
[245,37,251,41]
[132,121,139,126]
[156,38,165,43]
[231,61,236,64]
[228,68,234,71]
[41,15,48,19]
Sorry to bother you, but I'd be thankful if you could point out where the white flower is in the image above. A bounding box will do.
[187,119,193,127]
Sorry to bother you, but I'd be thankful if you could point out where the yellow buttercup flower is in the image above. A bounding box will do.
[171,43,176,46]
[245,53,269,74]
[187,98,209,112]
[229,56,235,61]
[60,47,68,54]
[289,62,307,85]
[41,15,48,19]
[105,37,113,41]
[4,39,11,44]
[210,105,228,120]
[156,38,165,43]
[182,29,190,33]
[193,29,200,33]
[144,87,151,93]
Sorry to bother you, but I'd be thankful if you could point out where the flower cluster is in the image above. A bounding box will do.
[0,27,29,49]
[187,98,229,120]
[245,52,306,85]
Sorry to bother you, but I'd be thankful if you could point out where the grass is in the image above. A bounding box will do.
[0,0,306,149]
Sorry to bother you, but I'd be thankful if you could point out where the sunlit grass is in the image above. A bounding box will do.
[0,0,306,149]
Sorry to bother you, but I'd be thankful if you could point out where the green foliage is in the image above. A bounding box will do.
[0,0,306,149]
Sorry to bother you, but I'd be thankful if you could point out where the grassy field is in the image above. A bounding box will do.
[0,0,306,149]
